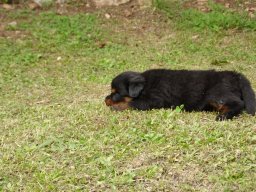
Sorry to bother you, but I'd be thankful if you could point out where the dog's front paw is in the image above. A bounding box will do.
[110,102,130,111]
[216,114,227,121]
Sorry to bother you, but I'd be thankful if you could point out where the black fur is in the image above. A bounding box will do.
[106,69,256,120]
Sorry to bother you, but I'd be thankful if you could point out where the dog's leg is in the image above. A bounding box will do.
[105,96,132,111]
[206,84,245,120]
[215,100,244,121]
[209,98,244,121]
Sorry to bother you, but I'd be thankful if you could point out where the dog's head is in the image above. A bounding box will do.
[105,71,145,111]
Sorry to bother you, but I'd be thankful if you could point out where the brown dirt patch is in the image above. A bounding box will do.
[98,2,171,44]
[0,20,30,39]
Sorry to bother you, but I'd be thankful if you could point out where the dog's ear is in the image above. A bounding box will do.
[128,74,145,98]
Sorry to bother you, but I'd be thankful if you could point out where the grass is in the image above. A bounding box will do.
[0,2,256,191]
[154,0,256,31]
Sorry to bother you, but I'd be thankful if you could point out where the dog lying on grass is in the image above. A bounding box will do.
[105,69,255,121]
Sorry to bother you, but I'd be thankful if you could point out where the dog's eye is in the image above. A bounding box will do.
[111,88,117,94]
[112,93,123,102]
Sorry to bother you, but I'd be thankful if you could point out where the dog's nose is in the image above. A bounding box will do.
[105,96,113,106]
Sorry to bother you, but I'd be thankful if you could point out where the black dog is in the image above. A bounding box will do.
[105,69,255,120]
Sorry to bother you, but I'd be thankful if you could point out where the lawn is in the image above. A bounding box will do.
[0,1,256,191]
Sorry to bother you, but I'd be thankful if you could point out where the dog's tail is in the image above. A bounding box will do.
[239,74,256,115]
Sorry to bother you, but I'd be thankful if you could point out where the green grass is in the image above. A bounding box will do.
[0,5,256,191]
[154,0,256,31]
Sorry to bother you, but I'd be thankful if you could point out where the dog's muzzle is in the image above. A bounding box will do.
[105,96,113,106]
